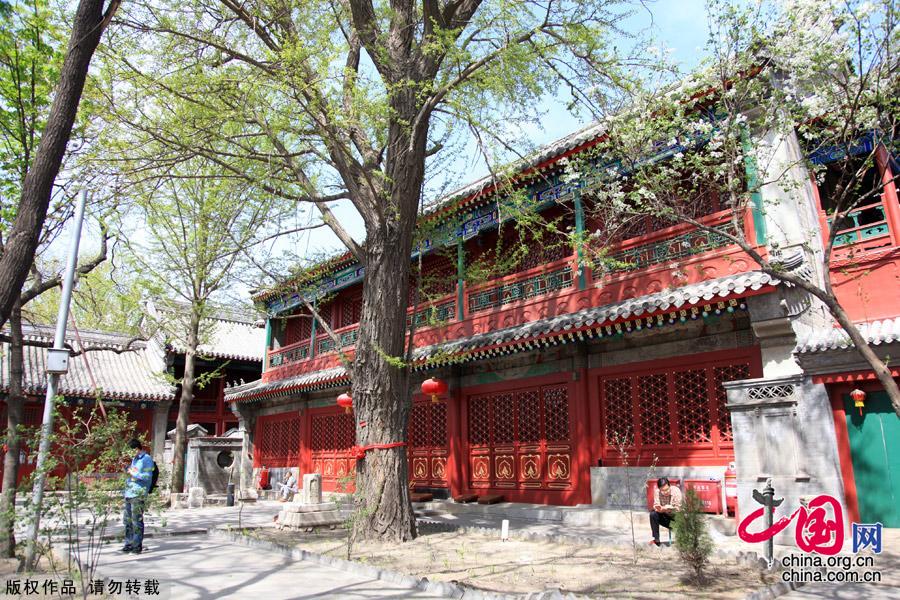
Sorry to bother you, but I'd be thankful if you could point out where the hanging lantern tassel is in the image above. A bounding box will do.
[336,392,353,414]
[850,388,866,417]
[421,377,449,403]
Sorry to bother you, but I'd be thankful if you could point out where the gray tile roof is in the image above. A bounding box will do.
[1,324,175,402]
[796,317,900,354]
[228,271,780,403]
[168,315,266,362]
[422,121,606,213]
[411,271,779,361]
[225,366,349,403]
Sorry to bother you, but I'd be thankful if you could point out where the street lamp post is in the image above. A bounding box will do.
[23,190,88,570]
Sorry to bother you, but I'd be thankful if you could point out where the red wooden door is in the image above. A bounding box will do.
[309,408,356,492]
[467,384,572,494]
[407,400,449,488]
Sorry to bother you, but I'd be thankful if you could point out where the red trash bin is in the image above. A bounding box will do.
[684,479,723,514]
[724,462,738,516]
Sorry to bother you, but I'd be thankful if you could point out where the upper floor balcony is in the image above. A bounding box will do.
[263,206,761,382]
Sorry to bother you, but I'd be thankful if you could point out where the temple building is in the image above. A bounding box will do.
[0,308,265,483]
[226,122,899,531]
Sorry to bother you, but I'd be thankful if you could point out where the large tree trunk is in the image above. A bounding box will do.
[0,0,117,331]
[170,308,201,495]
[351,96,429,542]
[0,301,25,556]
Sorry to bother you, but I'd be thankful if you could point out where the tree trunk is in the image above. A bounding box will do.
[0,0,116,331]
[351,238,417,542]
[0,301,25,556]
[351,95,429,542]
[170,307,201,495]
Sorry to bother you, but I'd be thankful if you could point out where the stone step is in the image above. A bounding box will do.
[415,500,737,536]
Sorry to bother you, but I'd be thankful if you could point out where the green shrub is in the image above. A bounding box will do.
[673,489,714,582]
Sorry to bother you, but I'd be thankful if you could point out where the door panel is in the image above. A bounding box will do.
[845,391,900,527]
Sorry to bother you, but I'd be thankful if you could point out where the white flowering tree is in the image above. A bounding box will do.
[570,0,900,414]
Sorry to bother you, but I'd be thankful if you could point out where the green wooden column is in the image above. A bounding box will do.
[456,237,465,321]
[574,189,587,290]
[741,128,767,245]
[263,318,272,371]
[308,300,318,359]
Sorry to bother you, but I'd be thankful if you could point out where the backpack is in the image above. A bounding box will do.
[149,461,160,494]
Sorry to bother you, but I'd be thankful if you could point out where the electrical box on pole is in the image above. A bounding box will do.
[45,348,70,374]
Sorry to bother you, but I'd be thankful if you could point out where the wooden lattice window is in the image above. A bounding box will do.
[517,390,541,442]
[285,313,312,346]
[639,373,671,445]
[675,369,712,444]
[310,413,355,451]
[407,401,449,449]
[469,397,491,445]
[713,363,750,442]
[409,255,457,304]
[603,377,634,446]
[341,293,363,329]
[543,386,570,442]
[600,354,754,459]
[256,413,301,467]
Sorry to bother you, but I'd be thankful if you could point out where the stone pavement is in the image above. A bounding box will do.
[75,500,900,599]
[113,499,285,538]
[96,535,442,599]
[414,500,756,554]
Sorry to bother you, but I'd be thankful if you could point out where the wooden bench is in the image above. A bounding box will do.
[453,494,478,503]
[477,494,504,505]
[410,492,433,503]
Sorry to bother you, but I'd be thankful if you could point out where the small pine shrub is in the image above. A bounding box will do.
[673,489,715,582]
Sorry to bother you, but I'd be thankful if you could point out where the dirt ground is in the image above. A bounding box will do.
[247,526,773,598]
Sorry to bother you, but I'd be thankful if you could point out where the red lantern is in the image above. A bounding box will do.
[336,392,353,414]
[420,378,448,403]
[850,388,866,416]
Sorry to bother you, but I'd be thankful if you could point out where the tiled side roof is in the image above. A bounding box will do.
[410,271,779,360]
[796,317,900,354]
[168,316,266,362]
[225,366,348,403]
[1,325,174,402]
[229,271,780,404]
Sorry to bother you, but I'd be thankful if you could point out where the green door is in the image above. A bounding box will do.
[845,391,900,526]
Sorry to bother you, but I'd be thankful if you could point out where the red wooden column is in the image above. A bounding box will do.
[829,382,862,524]
[445,378,465,497]
[573,353,593,504]
[215,377,226,435]
[876,146,900,246]
[298,407,311,474]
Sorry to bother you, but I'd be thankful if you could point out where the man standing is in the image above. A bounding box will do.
[649,477,683,546]
[122,438,154,554]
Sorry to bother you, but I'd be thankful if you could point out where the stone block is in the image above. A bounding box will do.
[187,487,205,509]
[282,502,337,514]
[300,473,322,505]
[277,509,344,529]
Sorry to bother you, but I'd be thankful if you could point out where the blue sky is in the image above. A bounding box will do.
[281,0,714,270]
